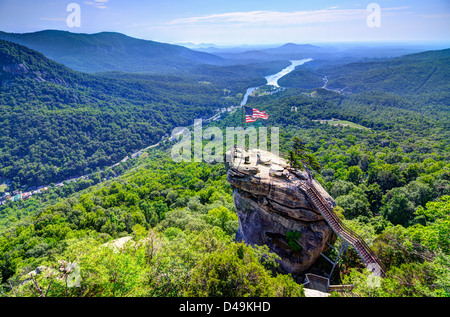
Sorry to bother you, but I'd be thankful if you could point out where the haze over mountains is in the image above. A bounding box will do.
[0,30,225,73]
[279,48,450,96]
[1,30,444,74]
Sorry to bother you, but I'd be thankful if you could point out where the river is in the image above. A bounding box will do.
[3,58,314,199]
[240,87,258,106]
[264,58,313,87]
[240,58,313,106]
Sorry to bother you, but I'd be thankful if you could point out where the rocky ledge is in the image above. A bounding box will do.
[226,149,336,276]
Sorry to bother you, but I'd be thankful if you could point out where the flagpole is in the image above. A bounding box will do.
[241,104,244,131]
[240,103,244,167]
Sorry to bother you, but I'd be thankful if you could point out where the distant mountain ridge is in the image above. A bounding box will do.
[1,30,442,74]
[278,48,450,95]
[204,42,440,64]
[0,30,225,73]
[214,43,332,63]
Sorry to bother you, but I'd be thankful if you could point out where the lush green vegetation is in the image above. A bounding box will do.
[281,49,450,95]
[213,51,449,296]
[0,151,303,297]
[0,40,283,190]
[0,37,449,297]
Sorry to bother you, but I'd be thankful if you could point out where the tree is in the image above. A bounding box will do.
[288,137,321,172]
[336,190,372,219]
[152,201,168,221]
[364,183,383,212]
[381,188,415,226]
[205,206,238,235]
[368,163,405,192]
[346,166,364,185]
[184,243,304,297]
[330,180,357,198]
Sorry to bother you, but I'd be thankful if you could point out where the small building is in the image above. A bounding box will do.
[22,192,32,200]
[131,151,142,159]
[11,193,22,202]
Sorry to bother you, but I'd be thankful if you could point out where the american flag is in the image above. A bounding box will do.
[244,106,269,123]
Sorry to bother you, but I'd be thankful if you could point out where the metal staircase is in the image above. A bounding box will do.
[299,180,386,278]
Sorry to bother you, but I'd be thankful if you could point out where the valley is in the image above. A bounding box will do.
[0,28,449,299]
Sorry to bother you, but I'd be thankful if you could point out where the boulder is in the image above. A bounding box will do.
[226,149,336,275]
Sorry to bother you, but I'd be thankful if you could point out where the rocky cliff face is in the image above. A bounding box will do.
[1,63,68,86]
[2,63,29,75]
[226,149,336,276]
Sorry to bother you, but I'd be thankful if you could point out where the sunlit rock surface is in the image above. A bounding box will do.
[226,148,336,275]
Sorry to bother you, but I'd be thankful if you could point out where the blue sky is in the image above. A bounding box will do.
[0,0,449,45]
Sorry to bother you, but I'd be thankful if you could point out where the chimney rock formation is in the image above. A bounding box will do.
[226,149,336,275]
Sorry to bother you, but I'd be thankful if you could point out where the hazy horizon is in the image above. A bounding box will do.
[1,28,448,52]
[0,0,449,46]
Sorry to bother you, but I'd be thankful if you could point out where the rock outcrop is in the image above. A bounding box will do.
[2,63,29,75]
[226,149,336,276]
[1,63,69,86]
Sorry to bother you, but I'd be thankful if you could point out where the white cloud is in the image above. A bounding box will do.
[85,0,109,9]
[169,9,358,26]
[167,7,409,27]
[135,6,429,45]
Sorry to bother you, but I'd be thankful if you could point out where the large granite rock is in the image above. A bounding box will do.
[226,149,336,276]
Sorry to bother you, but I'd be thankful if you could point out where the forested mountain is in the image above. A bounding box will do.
[1,79,449,297]
[0,39,298,190]
[0,30,449,298]
[0,151,306,297]
[279,48,450,96]
[0,30,224,73]
[0,39,236,189]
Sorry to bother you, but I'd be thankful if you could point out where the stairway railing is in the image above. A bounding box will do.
[228,165,386,277]
[299,181,386,278]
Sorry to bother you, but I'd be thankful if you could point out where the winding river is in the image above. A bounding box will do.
[240,58,313,106]
[4,58,314,197]
[264,58,313,87]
